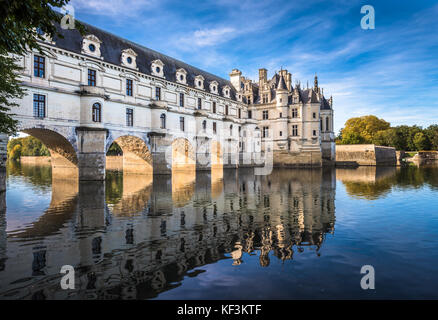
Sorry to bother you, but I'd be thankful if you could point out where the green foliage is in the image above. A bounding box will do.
[0,1,84,134]
[340,115,437,151]
[413,132,429,151]
[107,142,123,156]
[7,136,50,160]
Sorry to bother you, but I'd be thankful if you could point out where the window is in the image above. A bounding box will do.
[34,55,45,78]
[198,98,202,109]
[313,112,316,119]
[88,44,96,52]
[230,125,233,136]
[202,120,207,132]
[213,122,217,134]
[292,125,298,136]
[126,108,133,126]
[247,97,251,104]
[155,87,161,100]
[263,110,269,120]
[279,112,282,118]
[326,117,330,131]
[263,126,269,138]
[179,93,184,107]
[320,119,323,131]
[160,113,166,129]
[248,110,252,119]
[279,131,282,136]
[33,94,45,118]
[88,69,96,86]
[313,130,317,136]
[292,108,298,118]
[212,102,216,113]
[92,103,101,122]
[126,79,133,96]
[238,109,241,119]
[180,117,185,131]
[225,105,229,115]
[262,94,268,104]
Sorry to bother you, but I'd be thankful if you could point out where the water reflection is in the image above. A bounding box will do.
[1,162,438,299]
[338,165,438,199]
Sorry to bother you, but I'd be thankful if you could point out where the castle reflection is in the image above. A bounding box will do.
[0,164,336,299]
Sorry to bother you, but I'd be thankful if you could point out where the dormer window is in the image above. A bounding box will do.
[82,34,102,58]
[195,75,204,90]
[176,68,187,85]
[121,48,137,69]
[222,85,231,98]
[151,59,164,78]
[209,81,218,94]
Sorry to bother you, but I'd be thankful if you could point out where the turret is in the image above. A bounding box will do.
[276,72,288,107]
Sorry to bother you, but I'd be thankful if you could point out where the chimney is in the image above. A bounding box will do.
[286,72,292,91]
[259,68,267,86]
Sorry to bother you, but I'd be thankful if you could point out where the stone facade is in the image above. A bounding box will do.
[2,20,335,181]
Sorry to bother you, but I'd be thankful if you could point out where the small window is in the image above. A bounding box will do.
[160,113,166,129]
[156,66,160,73]
[225,105,229,115]
[326,117,330,132]
[230,125,233,136]
[126,108,133,126]
[279,131,282,136]
[155,87,161,100]
[248,110,252,119]
[127,57,132,64]
[238,109,241,119]
[279,112,282,118]
[313,130,317,136]
[88,69,96,86]
[179,93,184,107]
[33,94,46,118]
[197,98,202,109]
[92,103,101,123]
[313,112,316,119]
[263,110,269,120]
[292,108,298,118]
[179,74,184,81]
[126,79,133,96]
[34,55,45,78]
[212,102,216,113]
[202,120,207,132]
[88,44,96,52]
[292,125,298,136]
[263,126,269,138]
[180,117,185,132]
[213,122,217,134]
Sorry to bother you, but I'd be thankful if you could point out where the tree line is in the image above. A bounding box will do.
[336,115,438,151]
[7,136,50,161]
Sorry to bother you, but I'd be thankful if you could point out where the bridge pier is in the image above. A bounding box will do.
[76,128,107,181]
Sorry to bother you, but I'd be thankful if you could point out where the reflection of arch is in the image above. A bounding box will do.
[171,138,195,172]
[108,173,153,216]
[110,135,153,174]
[21,128,78,179]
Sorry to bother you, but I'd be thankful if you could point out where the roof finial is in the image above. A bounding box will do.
[314,73,318,89]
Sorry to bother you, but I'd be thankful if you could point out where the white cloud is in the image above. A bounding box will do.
[70,0,155,17]
[180,27,236,47]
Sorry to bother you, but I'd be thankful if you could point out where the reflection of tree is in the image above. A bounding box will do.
[7,161,51,188]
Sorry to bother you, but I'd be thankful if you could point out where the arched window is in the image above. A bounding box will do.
[326,117,329,132]
[320,119,323,131]
[160,113,166,129]
[92,103,101,122]
[202,120,207,132]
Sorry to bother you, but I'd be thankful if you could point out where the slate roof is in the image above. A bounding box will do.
[51,21,238,100]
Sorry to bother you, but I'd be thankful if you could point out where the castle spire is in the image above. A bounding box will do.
[276,72,287,91]
[314,73,318,89]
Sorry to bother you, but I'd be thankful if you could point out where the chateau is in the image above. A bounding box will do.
[1,20,335,181]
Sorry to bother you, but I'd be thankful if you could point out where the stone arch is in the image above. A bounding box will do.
[109,134,153,175]
[20,127,78,179]
[171,138,195,172]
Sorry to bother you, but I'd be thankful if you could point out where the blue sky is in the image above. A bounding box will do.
[68,0,438,132]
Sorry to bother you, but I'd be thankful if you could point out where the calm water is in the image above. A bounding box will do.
[0,162,438,299]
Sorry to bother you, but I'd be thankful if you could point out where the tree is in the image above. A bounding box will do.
[424,125,438,150]
[0,1,83,134]
[413,132,429,151]
[339,115,390,144]
[9,144,21,161]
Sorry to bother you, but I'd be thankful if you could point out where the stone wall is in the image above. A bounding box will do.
[273,150,322,167]
[336,144,396,166]
[413,151,438,163]
[106,156,123,171]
